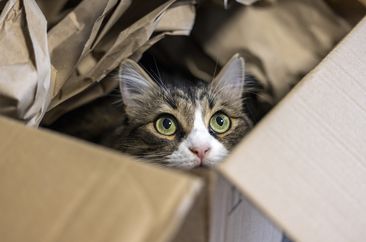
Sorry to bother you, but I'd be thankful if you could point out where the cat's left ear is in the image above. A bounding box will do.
[210,54,245,104]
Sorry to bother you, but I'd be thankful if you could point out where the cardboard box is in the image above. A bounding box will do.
[1,2,366,242]
[1,16,366,242]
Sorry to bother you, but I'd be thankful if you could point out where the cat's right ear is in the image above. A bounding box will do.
[118,59,159,112]
[209,54,246,107]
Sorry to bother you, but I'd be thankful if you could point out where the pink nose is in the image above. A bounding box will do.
[189,146,210,161]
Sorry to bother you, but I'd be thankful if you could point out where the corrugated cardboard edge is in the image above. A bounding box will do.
[218,17,366,242]
[0,116,203,242]
[154,176,204,242]
[173,169,210,242]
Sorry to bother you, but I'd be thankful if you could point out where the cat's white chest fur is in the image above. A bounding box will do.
[167,105,228,169]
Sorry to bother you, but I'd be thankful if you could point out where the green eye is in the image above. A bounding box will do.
[155,116,177,136]
[210,113,231,134]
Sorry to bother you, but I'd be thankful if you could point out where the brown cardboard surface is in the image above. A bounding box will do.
[0,116,202,242]
[220,17,366,242]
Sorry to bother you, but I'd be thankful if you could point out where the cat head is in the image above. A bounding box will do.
[115,54,252,169]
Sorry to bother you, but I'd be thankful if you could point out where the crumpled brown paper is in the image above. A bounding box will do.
[43,0,196,124]
[212,0,261,9]
[35,0,71,28]
[0,0,51,126]
[150,0,357,105]
[0,0,363,126]
[193,0,351,100]
[0,0,196,126]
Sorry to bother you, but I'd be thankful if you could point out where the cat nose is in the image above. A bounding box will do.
[189,146,210,161]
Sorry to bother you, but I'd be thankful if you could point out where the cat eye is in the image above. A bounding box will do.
[155,116,177,136]
[209,113,231,134]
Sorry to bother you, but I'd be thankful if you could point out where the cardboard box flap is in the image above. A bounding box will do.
[0,116,202,242]
[219,17,366,242]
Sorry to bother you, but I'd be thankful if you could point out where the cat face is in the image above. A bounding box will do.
[114,55,252,169]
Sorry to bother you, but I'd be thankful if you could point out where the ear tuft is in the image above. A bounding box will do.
[210,54,245,105]
[118,59,159,112]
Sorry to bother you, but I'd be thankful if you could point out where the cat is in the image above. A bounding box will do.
[102,54,256,169]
